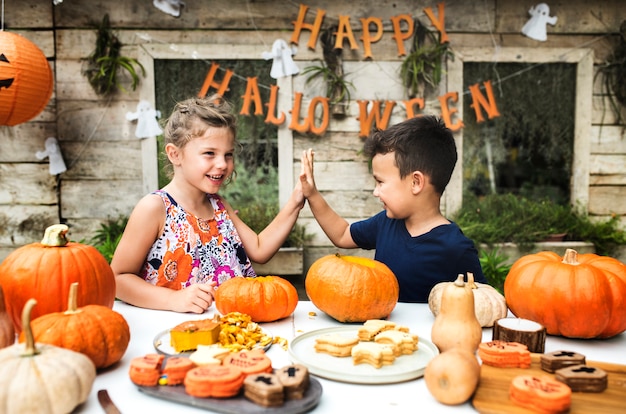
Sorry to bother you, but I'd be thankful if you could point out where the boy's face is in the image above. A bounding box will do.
[371,152,415,219]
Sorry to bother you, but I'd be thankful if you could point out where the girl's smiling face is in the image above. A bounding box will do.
[176,126,235,194]
[371,152,414,219]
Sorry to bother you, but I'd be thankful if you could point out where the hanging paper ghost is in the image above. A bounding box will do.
[36,137,67,175]
[262,39,300,79]
[126,100,163,139]
[153,0,185,17]
[521,3,557,42]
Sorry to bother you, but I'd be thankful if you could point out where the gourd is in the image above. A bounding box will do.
[0,285,15,348]
[428,272,507,327]
[504,248,626,338]
[305,254,399,323]
[0,224,116,332]
[430,274,482,353]
[214,276,298,322]
[0,298,96,414]
[21,282,130,369]
[424,348,481,405]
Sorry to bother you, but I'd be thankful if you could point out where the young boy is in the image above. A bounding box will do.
[300,115,486,303]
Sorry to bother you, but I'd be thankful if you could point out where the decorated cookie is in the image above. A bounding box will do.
[314,333,359,357]
[555,364,608,392]
[184,365,245,398]
[243,372,285,407]
[128,353,165,387]
[478,340,531,368]
[357,320,398,341]
[509,375,571,413]
[374,329,419,356]
[189,344,230,366]
[160,356,195,385]
[222,348,273,376]
[540,350,586,373]
[276,364,310,400]
[351,342,396,369]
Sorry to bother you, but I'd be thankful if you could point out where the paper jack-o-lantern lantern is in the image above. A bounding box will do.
[0,31,54,126]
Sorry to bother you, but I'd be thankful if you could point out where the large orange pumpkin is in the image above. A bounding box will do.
[214,276,298,322]
[504,249,626,338]
[305,254,399,322]
[0,31,54,126]
[20,283,130,369]
[0,224,116,332]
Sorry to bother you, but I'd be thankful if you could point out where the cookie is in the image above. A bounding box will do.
[540,350,586,373]
[478,340,531,368]
[222,348,273,376]
[509,375,571,413]
[189,344,230,366]
[374,329,419,356]
[160,356,195,385]
[357,320,398,341]
[314,333,359,357]
[351,341,396,369]
[275,364,310,400]
[184,365,245,398]
[555,364,608,392]
[128,353,165,387]
[243,372,284,407]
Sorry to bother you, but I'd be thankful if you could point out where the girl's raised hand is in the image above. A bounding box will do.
[300,148,317,198]
[171,282,216,313]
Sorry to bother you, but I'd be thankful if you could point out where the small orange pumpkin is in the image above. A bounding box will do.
[20,282,130,369]
[0,285,15,349]
[504,249,626,339]
[214,276,298,322]
[305,254,399,323]
[0,224,116,332]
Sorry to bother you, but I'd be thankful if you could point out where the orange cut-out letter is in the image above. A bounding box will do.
[240,77,264,116]
[265,84,285,125]
[334,15,359,50]
[307,96,330,135]
[290,4,326,51]
[403,97,425,118]
[357,100,397,138]
[468,80,501,123]
[289,92,310,133]
[438,92,463,131]
[423,3,449,44]
[198,63,233,97]
[360,17,383,59]
[390,14,414,57]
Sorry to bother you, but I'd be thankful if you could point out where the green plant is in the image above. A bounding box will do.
[400,19,453,98]
[453,193,626,256]
[478,249,512,294]
[83,14,145,96]
[88,216,128,263]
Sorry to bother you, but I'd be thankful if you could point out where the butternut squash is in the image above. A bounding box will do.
[424,348,481,405]
[430,273,482,354]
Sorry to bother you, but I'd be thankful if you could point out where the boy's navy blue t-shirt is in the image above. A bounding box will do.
[350,211,486,303]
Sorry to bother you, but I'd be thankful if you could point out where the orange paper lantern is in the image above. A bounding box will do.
[0,31,54,126]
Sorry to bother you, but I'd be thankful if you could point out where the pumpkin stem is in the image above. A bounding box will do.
[454,274,465,287]
[41,224,70,247]
[21,298,40,357]
[466,272,477,289]
[65,282,81,314]
[561,249,580,265]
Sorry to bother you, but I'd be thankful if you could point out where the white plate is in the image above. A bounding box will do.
[153,328,273,356]
[288,326,439,384]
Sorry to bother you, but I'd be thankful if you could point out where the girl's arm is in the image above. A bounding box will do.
[111,194,214,313]
[225,180,305,264]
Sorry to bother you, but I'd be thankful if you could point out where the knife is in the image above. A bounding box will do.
[97,389,122,414]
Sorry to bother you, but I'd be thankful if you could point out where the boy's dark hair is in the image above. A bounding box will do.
[363,115,457,195]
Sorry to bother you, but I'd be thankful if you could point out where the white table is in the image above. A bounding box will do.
[75,301,626,413]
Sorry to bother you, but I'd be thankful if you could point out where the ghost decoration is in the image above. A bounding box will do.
[126,100,163,139]
[153,0,185,17]
[521,3,557,42]
[262,39,300,79]
[36,137,67,175]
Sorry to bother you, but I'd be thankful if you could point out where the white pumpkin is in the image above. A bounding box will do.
[0,299,96,414]
[429,272,508,327]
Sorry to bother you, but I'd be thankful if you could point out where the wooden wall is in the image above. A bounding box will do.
[1,0,624,266]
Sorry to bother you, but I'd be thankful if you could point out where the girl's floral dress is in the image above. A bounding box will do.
[140,190,256,289]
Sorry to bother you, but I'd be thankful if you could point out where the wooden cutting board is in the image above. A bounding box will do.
[472,354,626,413]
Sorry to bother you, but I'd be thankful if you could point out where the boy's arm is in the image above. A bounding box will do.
[300,149,357,248]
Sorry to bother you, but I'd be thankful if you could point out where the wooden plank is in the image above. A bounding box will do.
[0,164,57,204]
[0,124,58,162]
[4,0,52,28]
[588,186,626,215]
[0,205,59,246]
[59,140,143,180]
[60,179,142,218]
[589,154,626,175]
[56,100,139,142]
[591,126,626,154]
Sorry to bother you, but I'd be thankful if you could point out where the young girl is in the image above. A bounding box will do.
[111,95,304,313]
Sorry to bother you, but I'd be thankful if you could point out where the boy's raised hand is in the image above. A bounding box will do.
[300,148,317,198]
